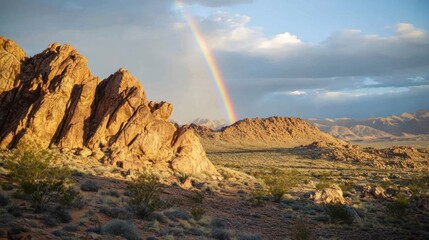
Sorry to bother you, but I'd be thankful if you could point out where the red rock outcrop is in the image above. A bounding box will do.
[0,37,218,178]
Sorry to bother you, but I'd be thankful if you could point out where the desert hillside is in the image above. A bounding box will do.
[191,116,345,151]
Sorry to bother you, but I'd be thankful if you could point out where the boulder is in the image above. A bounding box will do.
[309,184,346,204]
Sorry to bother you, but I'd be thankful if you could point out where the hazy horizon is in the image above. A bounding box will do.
[1,0,429,123]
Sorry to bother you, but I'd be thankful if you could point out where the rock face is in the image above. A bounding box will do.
[191,116,345,151]
[0,37,218,178]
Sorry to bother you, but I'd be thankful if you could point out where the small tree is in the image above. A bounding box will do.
[127,171,163,218]
[6,150,77,211]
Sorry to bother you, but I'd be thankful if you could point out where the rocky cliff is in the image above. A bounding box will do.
[0,36,218,178]
[191,116,345,151]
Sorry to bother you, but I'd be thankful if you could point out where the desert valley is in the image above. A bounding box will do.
[0,36,428,240]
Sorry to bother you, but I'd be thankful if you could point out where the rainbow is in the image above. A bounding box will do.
[176,1,238,123]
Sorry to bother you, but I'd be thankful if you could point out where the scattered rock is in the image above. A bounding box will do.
[309,184,345,204]
[370,186,387,199]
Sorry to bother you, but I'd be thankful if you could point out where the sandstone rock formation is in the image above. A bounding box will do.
[0,36,218,178]
[191,116,345,151]
[308,184,346,205]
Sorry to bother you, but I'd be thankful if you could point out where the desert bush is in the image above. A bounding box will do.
[5,150,78,211]
[100,206,133,219]
[191,205,205,220]
[101,190,121,198]
[324,204,354,224]
[0,193,9,206]
[339,180,355,192]
[409,173,429,197]
[264,170,301,202]
[210,218,227,229]
[249,188,266,206]
[50,205,72,223]
[291,223,311,240]
[101,219,141,240]
[237,233,262,240]
[176,173,189,184]
[164,208,192,221]
[387,195,409,218]
[211,228,231,240]
[148,211,168,223]
[127,171,163,218]
[80,180,99,192]
[190,190,205,204]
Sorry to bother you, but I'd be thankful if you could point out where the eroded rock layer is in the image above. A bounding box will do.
[0,36,218,178]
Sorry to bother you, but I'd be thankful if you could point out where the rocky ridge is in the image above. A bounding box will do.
[293,141,429,170]
[308,110,429,140]
[191,116,345,151]
[0,36,218,178]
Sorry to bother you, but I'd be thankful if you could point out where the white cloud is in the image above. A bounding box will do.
[396,23,426,41]
[258,32,301,49]
[363,77,381,86]
[288,90,307,96]
[320,87,410,99]
[199,12,301,52]
[408,76,425,83]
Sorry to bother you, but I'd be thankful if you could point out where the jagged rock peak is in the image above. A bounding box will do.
[0,36,219,179]
[0,37,26,61]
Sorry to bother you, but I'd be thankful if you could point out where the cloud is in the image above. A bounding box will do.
[1,1,428,121]
[287,90,308,96]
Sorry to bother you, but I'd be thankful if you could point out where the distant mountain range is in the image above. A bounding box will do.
[189,118,228,130]
[190,110,429,142]
[307,110,429,141]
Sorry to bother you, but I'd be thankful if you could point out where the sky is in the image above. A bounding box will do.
[1,0,429,123]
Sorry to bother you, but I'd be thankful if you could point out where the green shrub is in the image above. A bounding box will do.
[191,205,205,221]
[409,173,429,197]
[176,173,189,184]
[324,204,354,224]
[291,223,311,240]
[5,150,78,211]
[101,219,141,240]
[127,171,163,218]
[387,195,409,218]
[80,180,99,192]
[164,208,192,221]
[264,170,300,202]
[339,180,355,192]
[190,190,204,204]
[249,188,266,207]
[211,228,231,240]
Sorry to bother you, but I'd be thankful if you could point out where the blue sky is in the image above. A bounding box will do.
[190,0,429,41]
[1,0,429,123]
